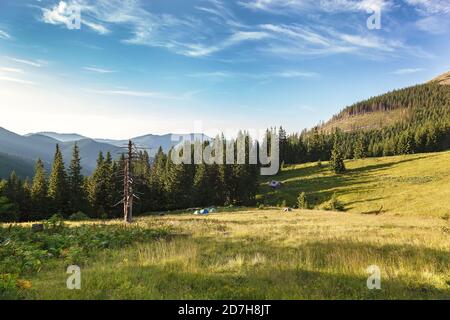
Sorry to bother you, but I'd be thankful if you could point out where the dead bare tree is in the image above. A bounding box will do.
[115,140,148,223]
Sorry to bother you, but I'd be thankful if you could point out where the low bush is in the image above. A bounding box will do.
[321,193,345,212]
[68,211,91,221]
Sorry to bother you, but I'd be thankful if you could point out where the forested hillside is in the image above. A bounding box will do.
[279,81,450,164]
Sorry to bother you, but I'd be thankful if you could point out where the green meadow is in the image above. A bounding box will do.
[1,151,449,300]
[260,151,450,217]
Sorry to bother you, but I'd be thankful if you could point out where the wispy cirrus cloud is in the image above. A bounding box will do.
[405,0,450,34]
[0,75,35,85]
[405,0,450,15]
[0,67,24,74]
[86,87,203,101]
[188,69,320,80]
[0,30,11,40]
[83,66,116,74]
[5,56,43,67]
[35,0,429,59]
[87,89,161,98]
[390,68,424,75]
[238,0,389,13]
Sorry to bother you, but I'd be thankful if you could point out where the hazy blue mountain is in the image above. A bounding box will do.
[0,128,57,164]
[26,132,87,142]
[0,152,35,179]
[96,133,210,155]
[0,127,209,178]
[0,128,120,176]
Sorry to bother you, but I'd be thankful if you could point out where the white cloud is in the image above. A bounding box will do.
[0,67,24,74]
[35,0,427,59]
[87,89,162,98]
[188,69,320,80]
[6,56,43,67]
[259,23,404,57]
[0,30,11,39]
[405,0,450,14]
[406,0,450,34]
[83,66,115,73]
[82,20,110,35]
[0,75,35,85]
[391,68,424,75]
[239,0,390,13]
[275,71,320,78]
[41,1,110,34]
[188,71,234,78]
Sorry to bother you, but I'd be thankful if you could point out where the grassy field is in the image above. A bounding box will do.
[19,210,450,299]
[1,151,449,300]
[260,151,450,217]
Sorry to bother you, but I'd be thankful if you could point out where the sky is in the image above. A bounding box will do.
[0,0,450,139]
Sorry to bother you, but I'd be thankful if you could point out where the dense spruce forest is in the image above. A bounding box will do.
[0,134,259,222]
[279,83,450,164]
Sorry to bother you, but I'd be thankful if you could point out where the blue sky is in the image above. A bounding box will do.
[0,0,449,139]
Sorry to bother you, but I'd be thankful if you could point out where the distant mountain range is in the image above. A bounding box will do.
[0,128,209,178]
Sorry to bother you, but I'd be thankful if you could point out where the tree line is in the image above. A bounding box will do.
[0,134,259,222]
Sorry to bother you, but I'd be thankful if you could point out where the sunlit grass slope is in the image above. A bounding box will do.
[24,210,450,299]
[259,151,450,217]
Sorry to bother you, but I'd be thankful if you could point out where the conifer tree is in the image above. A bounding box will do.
[48,144,68,215]
[89,152,114,218]
[353,134,367,159]
[193,163,212,207]
[68,143,86,213]
[330,134,346,174]
[149,147,167,210]
[31,159,48,218]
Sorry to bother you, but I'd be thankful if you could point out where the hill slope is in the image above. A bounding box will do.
[26,132,88,142]
[0,128,120,177]
[260,151,450,217]
[430,71,450,85]
[321,73,450,132]
[0,153,35,179]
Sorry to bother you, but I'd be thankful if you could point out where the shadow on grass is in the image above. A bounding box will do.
[258,153,439,208]
[27,237,450,300]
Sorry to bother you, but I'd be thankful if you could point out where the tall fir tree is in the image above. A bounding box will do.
[48,144,68,215]
[330,133,346,174]
[31,158,48,219]
[89,152,115,218]
[353,133,367,159]
[68,143,86,213]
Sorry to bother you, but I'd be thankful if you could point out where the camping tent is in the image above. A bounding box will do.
[268,181,282,189]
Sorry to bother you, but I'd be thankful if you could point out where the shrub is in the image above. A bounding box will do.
[321,193,345,212]
[0,223,171,279]
[43,214,66,232]
[69,211,90,221]
[297,192,309,209]
[0,273,22,299]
